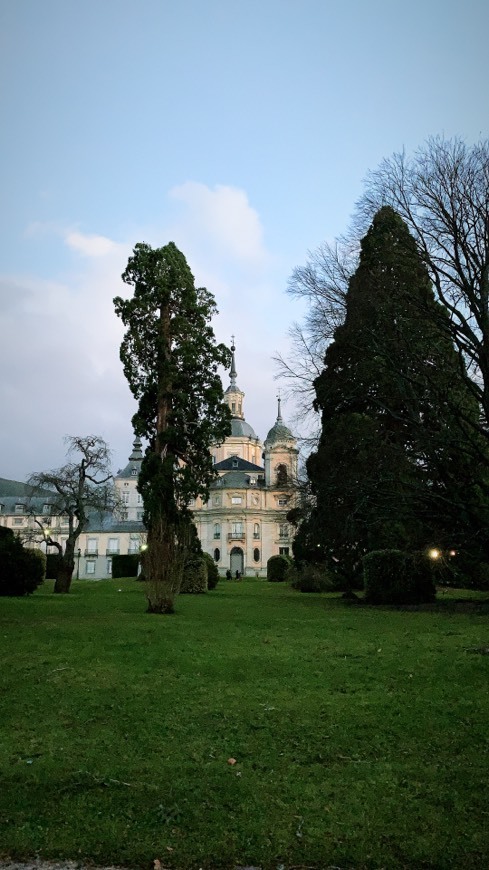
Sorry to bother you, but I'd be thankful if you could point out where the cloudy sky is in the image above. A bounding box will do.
[1,0,487,480]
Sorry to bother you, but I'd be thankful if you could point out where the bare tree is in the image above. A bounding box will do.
[275,237,357,446]
[28,436,116,593]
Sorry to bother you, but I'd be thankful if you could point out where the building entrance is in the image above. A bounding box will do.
[230,547,244,577]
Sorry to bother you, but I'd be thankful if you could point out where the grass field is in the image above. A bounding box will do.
[1,578,489,870]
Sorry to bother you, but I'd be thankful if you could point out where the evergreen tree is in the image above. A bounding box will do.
[114,242,231,613]
[298,207,489,586]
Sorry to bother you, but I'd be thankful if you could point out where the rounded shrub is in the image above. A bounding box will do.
[0,528,45,596]
[363,549,436,605]
[289,562,336,593]
[267,554,291,582]
[202,552,219,589]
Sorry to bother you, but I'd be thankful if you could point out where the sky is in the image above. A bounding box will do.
[1,0,487,480]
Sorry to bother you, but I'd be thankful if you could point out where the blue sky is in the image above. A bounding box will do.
[1,0,487,479]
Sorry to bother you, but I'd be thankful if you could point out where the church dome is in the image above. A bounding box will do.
[265,397,294,444]
[231,418,258,438]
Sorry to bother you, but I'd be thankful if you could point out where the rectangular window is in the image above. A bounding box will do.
[13,517,24,525]
[278,498,288,506]
[86,561,95,575]
[122,492,129,505]
[231,496,242,504]
[279,547,290,556]
[279,524,289,539]
[129,537,140,553]
[87,538,98,554]
[107,558,112,575]
[137,510,144,520]
[15,504,24,514]
[137,493,143,504]
[43,504,52,515]
[107,538,119,554]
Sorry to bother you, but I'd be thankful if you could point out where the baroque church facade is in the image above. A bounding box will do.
[0,345,298,579]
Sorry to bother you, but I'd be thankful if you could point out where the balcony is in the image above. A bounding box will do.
[84,549,98,557]
[228,532,245,541]
[106,549,120,556]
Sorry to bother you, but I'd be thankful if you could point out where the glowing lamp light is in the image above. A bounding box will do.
[428,548,441,560]
[449,550,457,557]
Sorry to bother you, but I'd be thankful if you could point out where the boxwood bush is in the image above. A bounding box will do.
[0,528,45,596]
[267,554,291,582]
[363,549,436,605]
[181,556,208,594]
[289,562,336,593]
[202,552,219,589]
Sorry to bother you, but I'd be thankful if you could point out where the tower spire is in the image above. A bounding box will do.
[230,335,237,387]
[276,388,283,422]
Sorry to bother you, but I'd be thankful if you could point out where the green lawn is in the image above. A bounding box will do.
[1,579,488,869]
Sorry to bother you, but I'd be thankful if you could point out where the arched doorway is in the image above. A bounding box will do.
[230,546,244,577]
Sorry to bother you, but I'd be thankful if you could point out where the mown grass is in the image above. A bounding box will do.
[0,579,489,869]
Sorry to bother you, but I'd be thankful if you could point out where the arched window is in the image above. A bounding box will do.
[214,548,220,562]
[253,548,260,562]
[277,464,288,485]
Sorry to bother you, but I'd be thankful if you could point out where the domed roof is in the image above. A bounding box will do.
[265,398,294,444]
[231,418,258,438]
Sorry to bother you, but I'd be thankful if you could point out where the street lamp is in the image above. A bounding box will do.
[77,548,81,580]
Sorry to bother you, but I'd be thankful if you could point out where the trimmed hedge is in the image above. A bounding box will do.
[112,554,140,578]
[267,554,291,582]
[0,528,45,596]
[363,549,436,605]
[181,556,208,594]
[202,552,219,589]
[46,553,62,579]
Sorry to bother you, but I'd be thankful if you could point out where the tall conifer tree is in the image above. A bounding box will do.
[114,242,231,613]
[298,207,488,584]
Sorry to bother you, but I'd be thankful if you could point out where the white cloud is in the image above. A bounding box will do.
[65,231,121,258]
[1,184,304,481]
[169,182,268,264]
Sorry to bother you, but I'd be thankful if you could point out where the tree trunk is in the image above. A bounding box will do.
[145,514,185,613]
[54,559,74,594]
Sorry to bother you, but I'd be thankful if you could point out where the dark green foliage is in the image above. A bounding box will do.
[180,555,208,594]
[114,242,231,612]
[0,529,45,596]
[298,207,489,587]
[363,549,436,605]
[289,562,336,593]
[267,554,291,582]
[202,551,219,589]
[112,554,140,579]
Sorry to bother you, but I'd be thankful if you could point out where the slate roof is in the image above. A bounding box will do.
[211,470,266,489]
[214,456,264,472]
[0,478,54,498]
